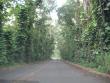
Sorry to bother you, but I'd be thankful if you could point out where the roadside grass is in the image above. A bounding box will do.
[77,61,109,74]
[64,60,110,79]
[0,63,27,71]
[0,60,49,71]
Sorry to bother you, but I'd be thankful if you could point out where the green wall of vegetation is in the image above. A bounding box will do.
[58,0,110,73]
[0,0,54,65]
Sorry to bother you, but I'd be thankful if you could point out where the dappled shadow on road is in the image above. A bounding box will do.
[0,79,39,83]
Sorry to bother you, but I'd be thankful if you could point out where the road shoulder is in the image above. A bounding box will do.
[64,60,110,79]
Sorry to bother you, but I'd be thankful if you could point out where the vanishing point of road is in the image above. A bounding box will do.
[0,60,110,83]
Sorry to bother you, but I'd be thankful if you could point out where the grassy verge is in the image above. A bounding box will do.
[0,63,27,71]
[0,60,50,71]
[64,60,110,79]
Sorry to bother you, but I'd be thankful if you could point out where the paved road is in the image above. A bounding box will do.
[0,60,110,83]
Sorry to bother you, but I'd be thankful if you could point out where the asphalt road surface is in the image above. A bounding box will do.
[0,60,110,83]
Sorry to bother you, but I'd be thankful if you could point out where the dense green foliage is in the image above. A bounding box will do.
[0,1,8,64]
[1,0,110,74]
[58,0,110,73]
[0,0,54,65]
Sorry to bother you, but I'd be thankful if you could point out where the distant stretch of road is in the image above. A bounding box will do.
[0,60,110,83]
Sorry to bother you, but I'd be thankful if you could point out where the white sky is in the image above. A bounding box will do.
[50,10,58,25]
[50,0,67,25]
[56,0,67,8]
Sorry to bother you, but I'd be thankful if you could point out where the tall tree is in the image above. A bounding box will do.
[0,1,8,64]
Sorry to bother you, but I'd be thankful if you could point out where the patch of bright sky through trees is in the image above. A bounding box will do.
[6,0,67,26]
[50,0,67,26]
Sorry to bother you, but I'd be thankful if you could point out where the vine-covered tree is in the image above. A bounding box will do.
[58,0,110,73]
[0,0,55,65]
[0,1,8,64]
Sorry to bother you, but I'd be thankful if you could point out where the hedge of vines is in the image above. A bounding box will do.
[58,0,110,73]
[0,0,54,65]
